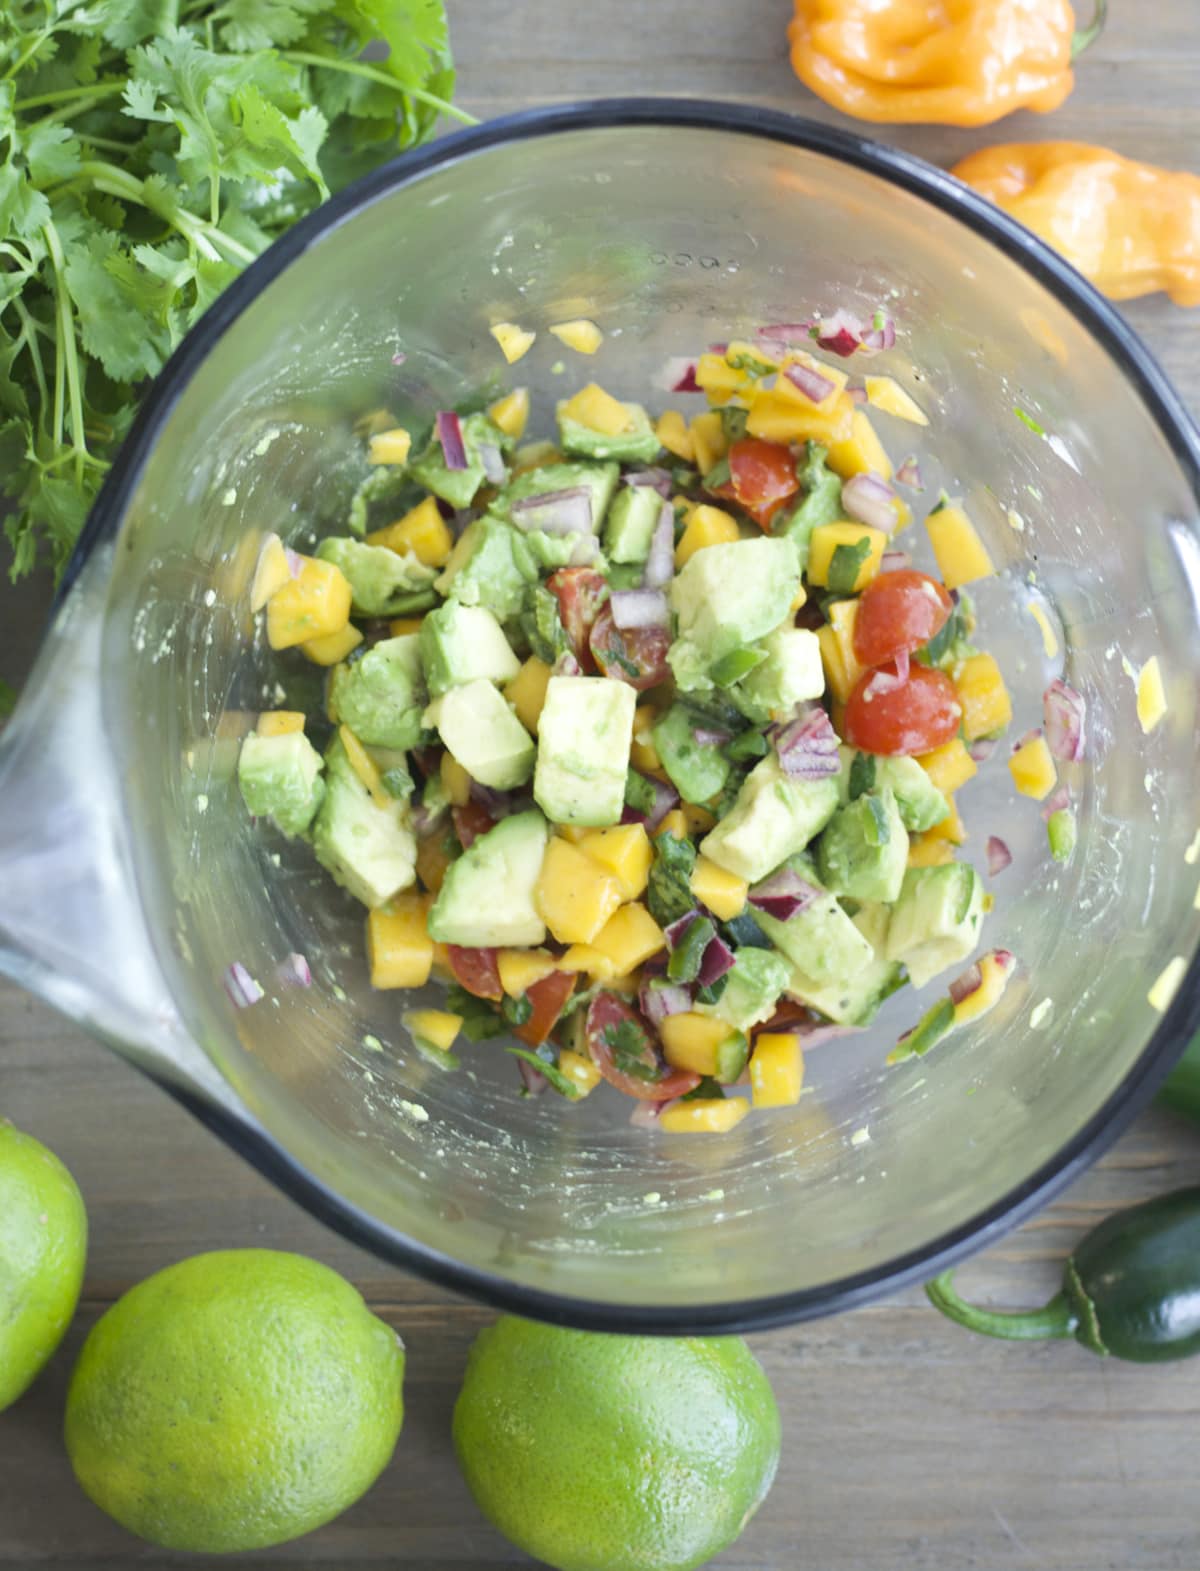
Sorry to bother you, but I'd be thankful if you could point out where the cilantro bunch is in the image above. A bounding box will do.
[0,0,472,581]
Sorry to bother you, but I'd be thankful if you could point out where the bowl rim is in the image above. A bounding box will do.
[67,98,1200,1333]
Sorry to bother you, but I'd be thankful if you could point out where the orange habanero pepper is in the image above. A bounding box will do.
[955,144,1200,308]
[788,0,1106,128]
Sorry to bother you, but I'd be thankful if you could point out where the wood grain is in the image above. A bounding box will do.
[4,3,1200,1565]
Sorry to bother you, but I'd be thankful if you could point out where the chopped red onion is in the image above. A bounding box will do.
[610,588,669,630]
[1043,679,1086,762]
[553,650,583,678]
[629,1099,664,1128]
[640,979,693,1027]
[516,1057,548,1096]
[709,341,729,354]
[1013,727,1043,752]
[284,547,304,578]
[623,468,673,497]
[390,351,407,365]
[813,308,865,357]
[621,770,679,830]
[775,707,841,779]
[663,911,701,951]
[511,486,593,535]
[861,315,897,352]
[698,934,736,987]
[411,799,448,836]
[478,443,506,485]
[658,356,701,393]
[784,360,836,404]
[992,949,1017,973]
[968,738,997,764]
[691,726,731,747]
[847,384,868,404]
[894,648,911,684]
[881,549,911,573]
[948,962,983,1006]
[895,457,923,489]
[224,962,263,1009]
[1041,784,1071,822]
[842,472,899,533]
[642,502,675,589]
[277,952,312,988]
[435,410,467,471]
[862,666,907,699]
[748,866,821,922]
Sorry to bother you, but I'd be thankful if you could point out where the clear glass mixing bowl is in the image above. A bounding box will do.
[2,103,1199,1331]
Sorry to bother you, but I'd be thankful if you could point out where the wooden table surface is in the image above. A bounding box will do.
[4,3,1200,1567]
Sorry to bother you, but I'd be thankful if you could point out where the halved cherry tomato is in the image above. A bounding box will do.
[712,437,799,529]
[589,607,671,692]
[514,970,577,1047]
[548,567,610,672]
[852,570,953,669]
[585,992,701,1102]
[844,664,962,757]
[445,945,503,1002]
[452,800,495,850]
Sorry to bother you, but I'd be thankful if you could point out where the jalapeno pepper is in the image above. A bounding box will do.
[927,1188,1200,1361]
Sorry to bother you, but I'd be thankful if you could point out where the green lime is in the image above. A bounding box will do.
[0,1119,87,1411]
[453,1316,780,1571]
[64,1249,404,1552]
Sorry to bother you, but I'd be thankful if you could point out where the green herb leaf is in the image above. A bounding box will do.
[507,1046,580,1099]
[646,832,697,927]
[827,537,872,595]
[444,983,507,1041]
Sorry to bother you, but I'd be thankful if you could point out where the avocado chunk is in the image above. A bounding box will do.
[315,537,436,617]
[311,735,416,908]
[493,460,619,537]
[697,946,790,1032]
[419,601,521,697]
[435,517,531,623]
[772,442,840,570]
[409,412,513,510]
[886,864,985,988]
[755,890,872,986]
[844,750,949,833]
[816,787,909,904]
[557,401,661,465]
[731,626,825,723]
[533,674,636,826]
[424,679,534,791]
[603,484,664,564]
[783,900,904,1025]
[699,754,838,883]
[327,635,426,750]
[237,731,325,837]
[427,810,548,947]
[668,537,802,692]
[652,704,730,805]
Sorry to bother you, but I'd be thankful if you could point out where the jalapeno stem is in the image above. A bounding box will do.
[925,1269,1078,1341]
[1072,0,1108,59]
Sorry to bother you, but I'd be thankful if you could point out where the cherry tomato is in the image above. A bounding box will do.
[445,945,503,1002]
[852,570,953,669]
[588,607,672,692]
[844,663,962,757]
[548,567,610,671]
[452,800,495,851]
[513,970,577,1047]
[585,992,701,1102]
[726,437,799,529]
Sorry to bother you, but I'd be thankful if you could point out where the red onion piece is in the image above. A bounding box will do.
[861,315,897,352]
[847,384,868,404]
[894,648,911,684]
[775,707,841,779]
[435,410,467,471]
[663,910,701,951]
[284,547,304,578]
[553,650,583,678]
[992,948,1017,973]
[698,934,736,987]
[813,308,865,357]
[224,962,263,1009]
[624,468,673,497]
[784,360,836,404]
[880,549,911,573]
[1013,727,1043,752]
[709,341,729,354]
[629,1099,664,1128]
[985,836,1012,877]
[277,952,311,988]
[948,962,983,1006]
[895,457,923,489]
[511,486,593,535]
[658,356,701,393]
[610,588,669,630]
[1043,679,1086,762]
[862,666,907,699]
[390,351,407,365]
[968,738,997,764]
[621,770,679,830]
[478,442,506,485]
[1041,784,1071,822]
[642,502,675,589]
[640,979,693,1027]
[691,726,732,747]
[411,799,448,836]
[748,866,822,922]
[516,1057,549,1096]
[842,472,899,533]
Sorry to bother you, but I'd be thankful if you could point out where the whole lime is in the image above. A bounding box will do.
[64,1249,403,1552]
[0,1120,87,1411]
[453,1316,780,1571]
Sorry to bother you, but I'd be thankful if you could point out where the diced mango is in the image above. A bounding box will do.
[388,617,423,638]
[924,795,966,845]
[926,504,994,590]
[440,752,470,807]
[656,409,695,463]
[630,703,663,773]
[256,710,305,738]
[695,352,754,403]
[535,838,624,945]
[301,622,363,665]
[826,410,893,480]
[415,834,451,895]
[367,896,433,989]
[513,440,561,474]
[559,943,617,980]
[660,1012,738,1076]
[489,387,530,440]
[775,350,848,409]
[1137,656,1167,733]
[1008,734,1057,800]
[675,504,740,567]
[817,598,866,705]
[402,1008,462,1052]
[339,725,391,810]
[557,825,590,845]
[505,657,553,735]
[266,557,352,649]
[952,953,1013,1027]
[689,410,729,475]
[586,903,665,978]
[790,582,808,613]
[1028,602,1059,660]
[549,318,603,355]
[557,1048,603,1096]
[689,855,748,921]
[250,534,292,611]
[366,427,412,465]
[864,376,929,427]
[746,389,854,446]
[955,652,1012,741]
[918,738,977,796]
[490,322,536,364]
[806,521,888,591]
[1148,955,1186,1013]
[655,809,689,841]
[750,1033,805,1108]
[659,1098,749,1134]
[576,823,653,901]
[683,803,717,836]
[907,836,956,868]
[497,948,560,997]
[560,382,630,437]
[368,496,453,567]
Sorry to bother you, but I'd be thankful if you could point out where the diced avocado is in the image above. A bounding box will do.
[816,787,909,904]
[604,484,664,564]
[409,412,513,510]
[731,627,825,723]
[845,751,949,833]
[327,635,426,750]
[237,731,325,837]
[521,530,583,570]
[311,735,416,908]
[652,704,730,805]
[558,401,661,464]
[436,517,532,623]
[773,442,840,571]
[697,947,790,1032]
[886,864,985,988]
[427,810,548,947]
[368,746,415,800]
[315,537,436,617]
[699,754,838,883]
[493,461,619,536]
[783,901,904,1026]
[755,892,873,986]
[668,537,801,692]
[424,678,534,790]
[419,601,521,697]
[533,674,636,826]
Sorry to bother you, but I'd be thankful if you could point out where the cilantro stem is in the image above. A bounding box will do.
[17,81,126,117]
[41,222,88,482]
[69,161,256,267]
[281,51,480,127]
[12,299,48,413]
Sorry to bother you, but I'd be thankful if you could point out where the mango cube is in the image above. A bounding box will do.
[924,795,966,845]
[368,497,453,567]
[256,710,305,738]
[806,522,888,591]
[775,350,847,408]
[918,738,977,795]
[505,657,553,735]
[366,427,412,465]
[659,1098,749,1134]
[557,1048,603,1097]
[490,322,536,364]
[926,504,994,590]
[489,387,530,440]
[907,836,955,868]
[575,823,653,900]
[549,318,603,355]
[586,903,665,978]
[440,752,470,807]
[864,376,929,427]
[301,622,363,666]
[817,598,866,705]
[750,1033,805,1108]
[250,534,292,612]
[415,835,451,895]
[656,409,695,463]
[660,1012,737,1076]
[497,948,559,997]
[367,897,433,989]
[266,557,352,649]
[1137,656,1167,733]
[675,504,740,568]
[952,953,1013,1027]
[689,855,748,921]
[746,389,853,446]
[655,809,689,841]
[1008,734,1057,800]
[689,411,729,475]
[339,725,391,810]
[535,837,624,945]
[559,944,617,980]
[630,703,663,773]
[955,653,1012,741]
[683,803,717,836]
[388,617,423,638]
[560,382,630,437]
[695,352,753,403]
[826,410,894,480]
[401,1008,462,1053]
